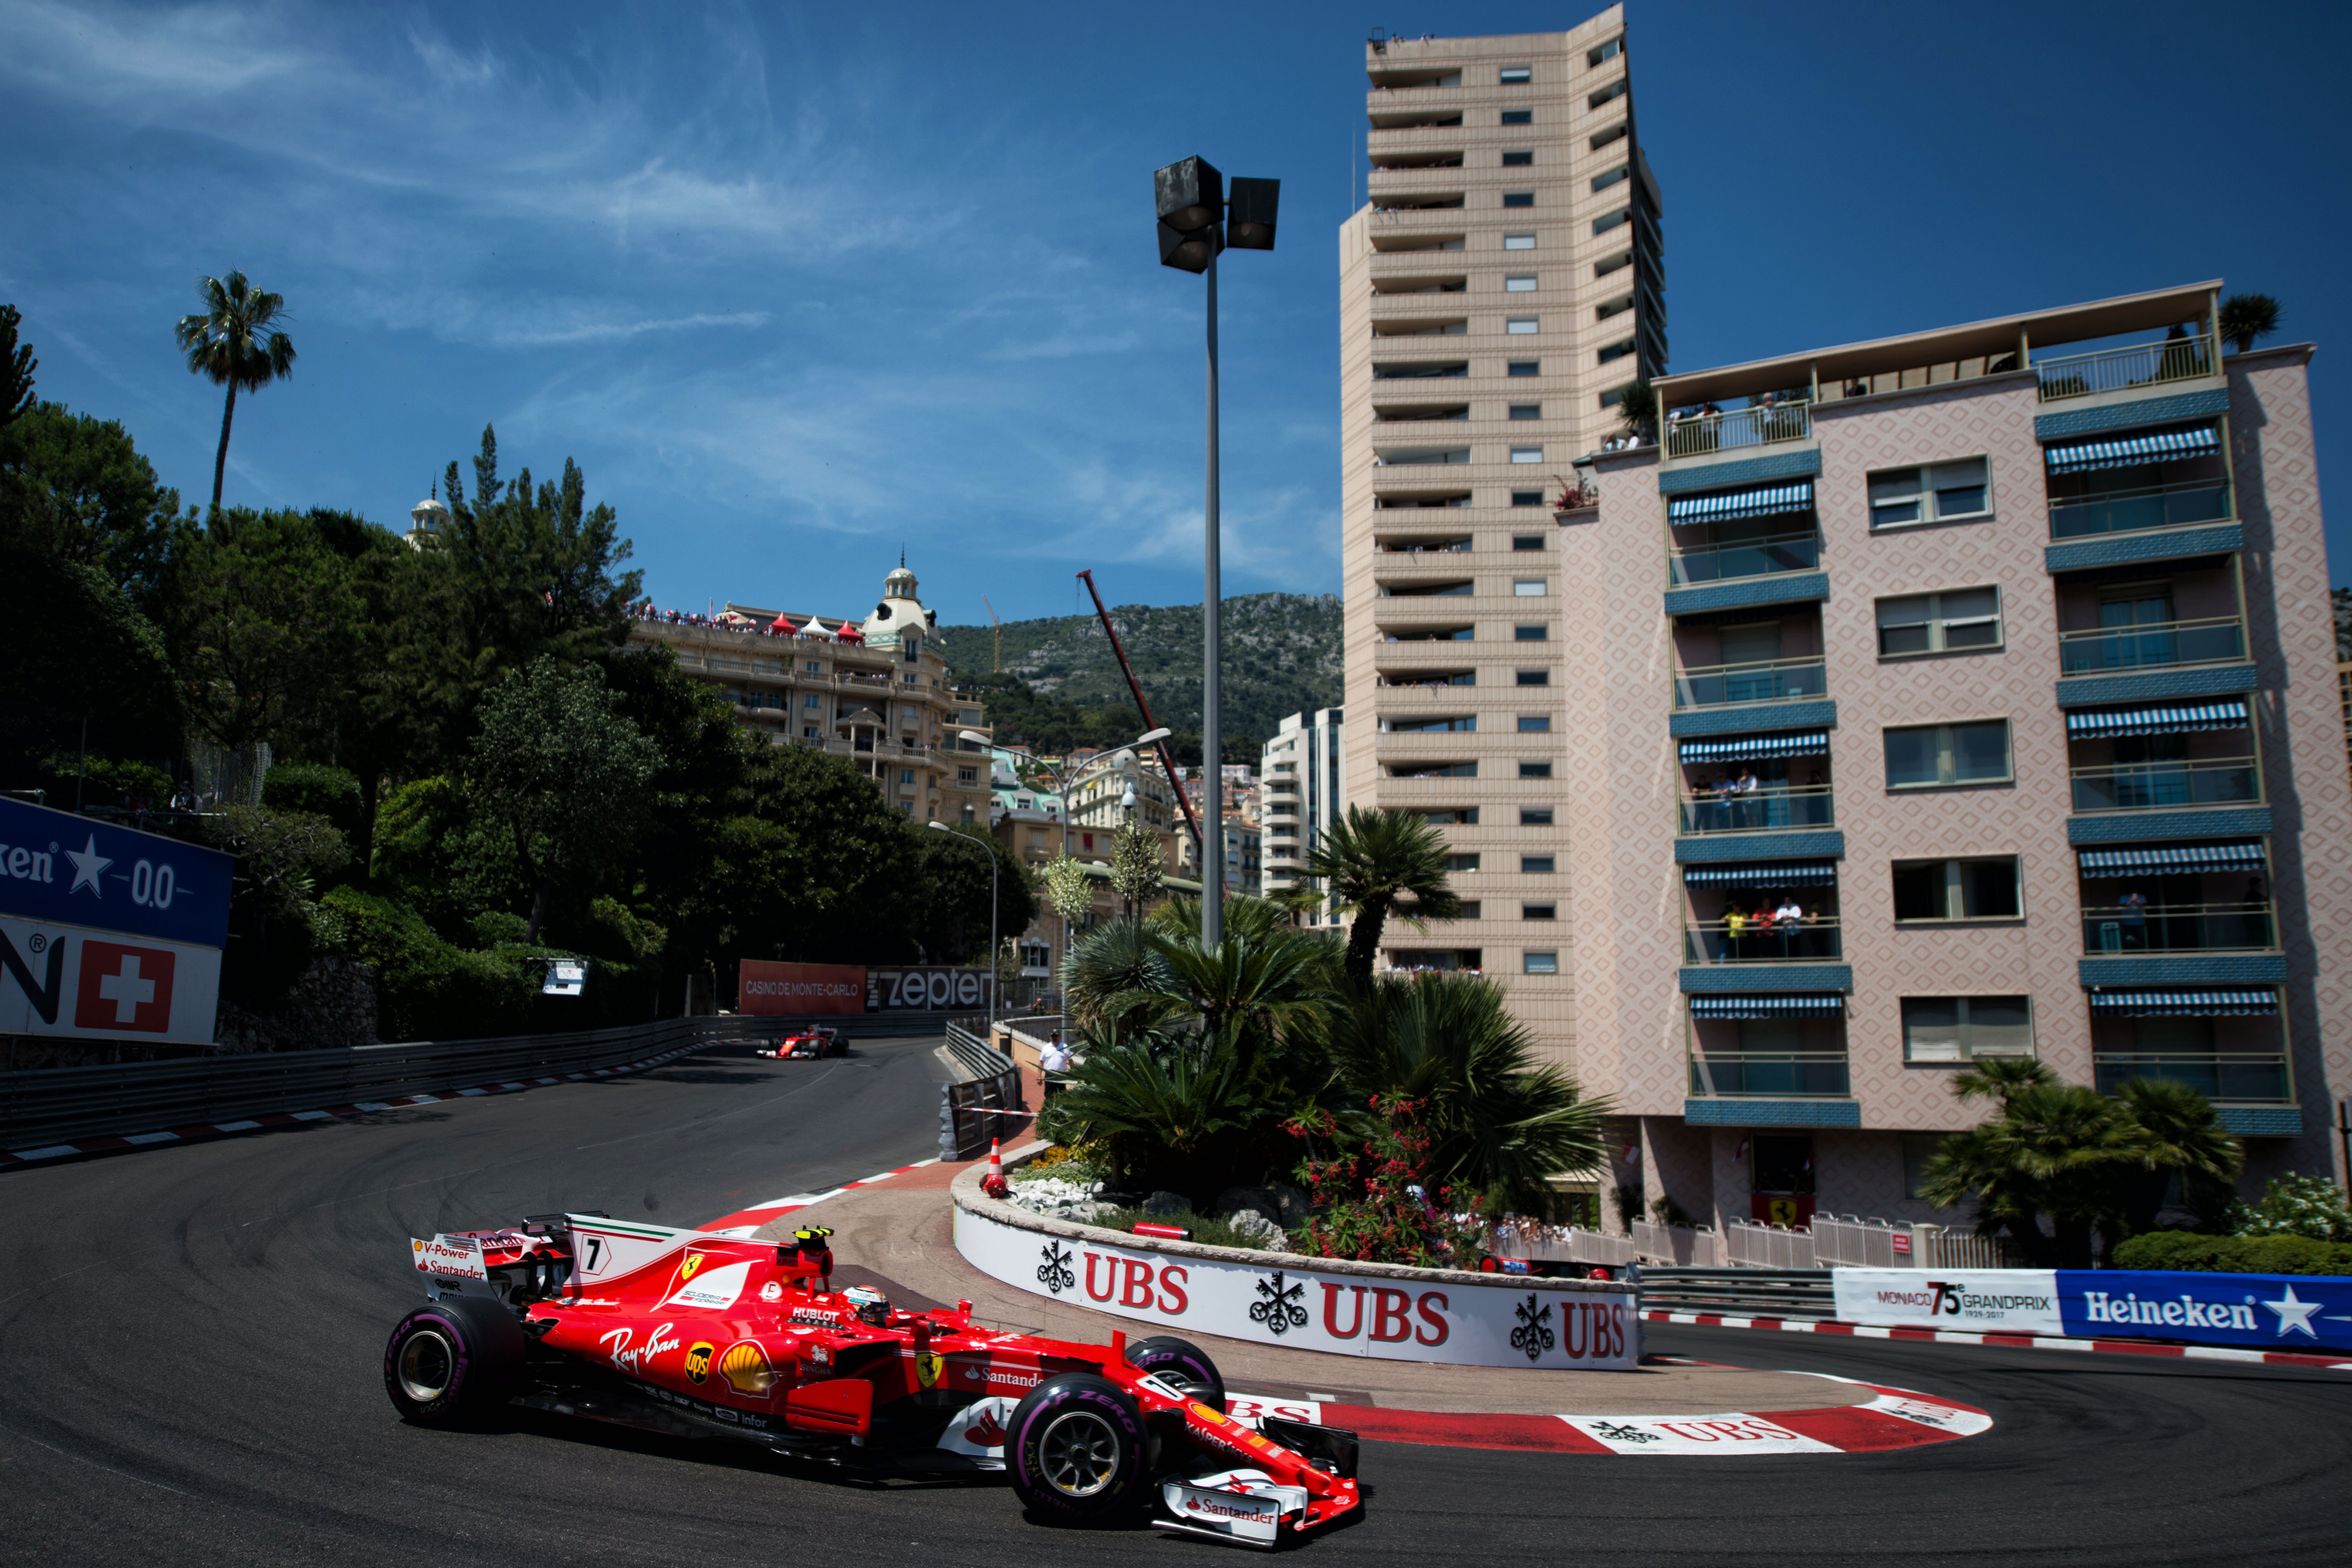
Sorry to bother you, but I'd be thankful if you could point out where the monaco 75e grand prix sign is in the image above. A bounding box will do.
[0,797,232,1046]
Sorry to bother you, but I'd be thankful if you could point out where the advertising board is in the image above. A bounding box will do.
[0,799,233,1045]
[1832,1269,2063,1334]
[955,1201,1640,1371]
[867,966,993,1013]
[1833,1267,2352,1354]
[738,960,864,1016]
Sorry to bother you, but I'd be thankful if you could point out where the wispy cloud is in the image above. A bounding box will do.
[492,310,772,348]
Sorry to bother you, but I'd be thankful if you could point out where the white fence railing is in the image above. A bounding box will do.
[1631,1220,1720,1266]
[1724,1220,1820,1269]
[1484,1224,1638,1268]
[1489,1216,2028,1273]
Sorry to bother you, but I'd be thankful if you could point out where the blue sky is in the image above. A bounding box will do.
[4,0,2347,627]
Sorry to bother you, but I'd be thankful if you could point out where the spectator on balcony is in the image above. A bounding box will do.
[1733,766,1761,830]
[1720,904,1747,962]
[2118,887,2148,950]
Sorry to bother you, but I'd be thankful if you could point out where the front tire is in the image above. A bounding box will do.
[1124,1335,1226,1411]
[383,1295,526,1425]
[1007,1373,1149,1524]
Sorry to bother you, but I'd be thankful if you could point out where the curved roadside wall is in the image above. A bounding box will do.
[951,1164,1641,1371]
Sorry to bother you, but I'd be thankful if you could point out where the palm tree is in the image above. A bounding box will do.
[1614,377,1656,442]
[2110,1077,2242,1236]
[2218,293,2281,355]
[1324,972,1612,1209]
[174,271,297,520]
[1305,806,1462,988]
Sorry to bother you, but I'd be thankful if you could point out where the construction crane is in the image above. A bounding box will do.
[1075,569,1205,853]
[983,596,1002,673]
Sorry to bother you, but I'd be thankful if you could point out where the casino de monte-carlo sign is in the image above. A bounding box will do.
[0,798,234,1046]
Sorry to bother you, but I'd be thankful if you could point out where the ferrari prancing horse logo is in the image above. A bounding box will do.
[916,1351,943,1388]
[679,1253,706,1283]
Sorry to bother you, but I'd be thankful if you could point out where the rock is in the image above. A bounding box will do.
[1211,1185,1277,1220]
[1226,1210,1284,1247]
[1269,1184,1312,1229]
[1061,1200,1122,1224]
[1142,1190,1191,1216]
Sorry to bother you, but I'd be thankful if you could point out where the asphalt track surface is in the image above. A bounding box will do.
[3,1032,2348,1567]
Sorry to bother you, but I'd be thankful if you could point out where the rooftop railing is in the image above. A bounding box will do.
[1663,400,1812,459]
[2093,1053,2290,1103]
[1682,919,1842,964]
[1678,784,1833,835]
[2058,616,2245,675]
[2083,901,2276,955]
[1667,528,1820,586]
[2048,478,2234,539]
[2070,757,2259,813]
[1688,1052,1851,1098]
[2035,332,2217,402]
[1672,656,1827,710]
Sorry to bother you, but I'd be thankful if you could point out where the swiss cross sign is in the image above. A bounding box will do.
[73,941,177,1033]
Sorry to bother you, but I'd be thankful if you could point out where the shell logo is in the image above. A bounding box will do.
[1191,1402,1229,1426]
[720,1341,776,1396]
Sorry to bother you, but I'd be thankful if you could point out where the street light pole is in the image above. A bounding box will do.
[1202,245,1224,947]
[928,818,997,1032]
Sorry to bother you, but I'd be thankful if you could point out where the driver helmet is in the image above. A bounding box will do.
[840,1284,890,1326]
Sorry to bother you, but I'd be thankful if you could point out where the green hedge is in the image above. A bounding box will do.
[263,763,366,844]
[324,886,539,1042]
[2111,1230,2352,1276]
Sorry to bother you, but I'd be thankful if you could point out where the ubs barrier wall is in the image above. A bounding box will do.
[952,1161,1640,1371]
[1833,1267,2352,1354]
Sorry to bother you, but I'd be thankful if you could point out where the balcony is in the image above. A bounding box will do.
[1664,401,1812,460]
[1667,529,1820,587]
[2094,1054,2290,1102]
[1673,657,1827,711]
[1678,786,1833,836]
[2058,617,2245,675]
[2049,479,2233,540]
[2035,333,2217,403]
[2070,757,2259,813]
[1689,1053,1852,1098]
[1683,920,1842,964]
[2082,901,2277,956]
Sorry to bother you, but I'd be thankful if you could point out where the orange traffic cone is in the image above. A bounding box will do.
[988,1137,1004,1184]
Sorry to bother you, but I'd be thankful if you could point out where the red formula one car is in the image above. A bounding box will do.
[759,1025,844,1059]
[386,1216,1362,1547]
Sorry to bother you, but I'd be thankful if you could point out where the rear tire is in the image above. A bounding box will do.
[1007,1373,1149,1524]
[383,1295,526,1425]
[1123,1335,1226,1411]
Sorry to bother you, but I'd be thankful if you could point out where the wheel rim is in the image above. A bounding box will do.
[1037,1409,1122,1497]
[397,1328,457,1402]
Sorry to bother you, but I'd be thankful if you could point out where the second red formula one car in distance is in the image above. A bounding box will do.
[758,1025,844,1059]
[386,1215,1362,1547]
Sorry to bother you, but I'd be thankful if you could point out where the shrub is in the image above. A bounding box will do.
[1287,1095,1487,1270]
[2235,1173,2352,1242]
[323,886,537,1041]
[2111,1230,2352,1276]
[263,762,364,843]
[1088,1207,1275,1252]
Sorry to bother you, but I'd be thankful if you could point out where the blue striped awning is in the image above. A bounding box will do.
[2087,989,2278,1016]
[1689,993,1846,1019]
[1666,480,1814,522]
[2077,841,2267,876]
[1682,861,1838,887]
[1679,730,1831,764]
[2065,701,2249,740]
[2044,425,2218,474]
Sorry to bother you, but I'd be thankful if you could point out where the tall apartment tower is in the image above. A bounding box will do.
[1261,708,1346,926]
[1340,8,1661,1073]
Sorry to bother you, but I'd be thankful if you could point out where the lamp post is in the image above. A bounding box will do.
[928,818,997,1031]
[1156,155,1278,949]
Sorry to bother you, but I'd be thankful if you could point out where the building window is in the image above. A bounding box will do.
[1522,855,1556,873]
[1391,761,1478,779]
[1518,715,1551,732]
[807,661,822,672]
[1592,165,1629,192]
[1419,808,1480,825]
[1597,339,1637,364]
[1499,65,1532,83]
[1595,252,1632,278]
[1445,853,1481,872]
[1502,149,1534,167]
[958,767,978,784]
[1449,901,1483,919]
[1588,36,1623,66]
[1893,857,2023,922]
[1509,451,1544,470]
[1502,191,1535,208]
[1520,807,1554,825]
[1509,402,1540,419]
[1523,902,1558,920]
[1588,78,1627,110]
[1512,578,1546,595]
[1511,490,1544,506]
[1877,588,2003,658]
[1591,122,1627,151]
[1516,668,1549,684]
[1885,720,2013,788]
[899,769,915,785]
[1868,458,1991,529]
[1519,761,1553,778]
[1597,382,1636,407]
[1507,359,1540,376]
[1503,232,1535,250]
[1514,623,1548,640]
[1524,950,1559,974]
[1902,996,2035,1062]
[1512,534,1544,550]
[1504,274,1538,293]
[1592,208,1630,235]
[1387,714,1475,732]
[804,695,821,709]
[1500,108,1532,125]
[1505,318,1539,335]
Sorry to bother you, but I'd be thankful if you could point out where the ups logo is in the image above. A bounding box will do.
[685,1341,715,1384]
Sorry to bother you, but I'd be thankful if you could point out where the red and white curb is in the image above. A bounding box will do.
[0,1044,706,1171]
[696,1158,943,1236]
[1222,1372,1990,1456]
[1643,1309,2352,1374]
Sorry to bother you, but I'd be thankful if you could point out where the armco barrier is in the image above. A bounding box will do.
[0,1017,768,1151]
[1641,1267,1836,1318]
[938,1022,1022,1162]
[953,1158,1641,1371]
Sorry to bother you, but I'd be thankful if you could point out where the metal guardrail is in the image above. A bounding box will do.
[1637,1266,1835,1317]
[0,1017,762,1152]
[939,1022,1023,1163]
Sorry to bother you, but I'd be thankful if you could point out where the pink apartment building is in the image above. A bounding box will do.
[1556,282,2352,1229]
